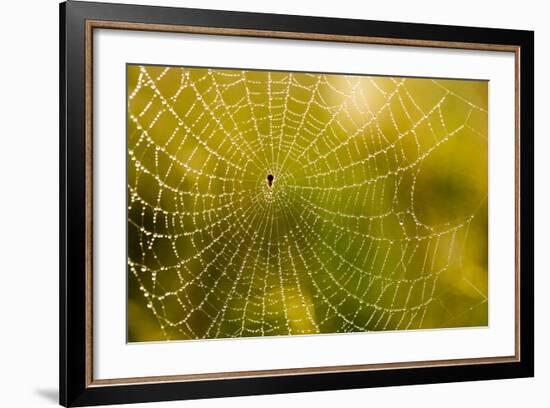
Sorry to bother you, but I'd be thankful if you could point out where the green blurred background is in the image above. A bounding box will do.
[127,65,488,342]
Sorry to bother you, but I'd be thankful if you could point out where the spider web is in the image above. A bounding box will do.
[127,65,488,341]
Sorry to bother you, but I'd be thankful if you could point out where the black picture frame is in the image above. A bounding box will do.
[60,1,534,406]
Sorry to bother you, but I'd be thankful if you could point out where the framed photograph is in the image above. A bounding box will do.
[60,1,534,406]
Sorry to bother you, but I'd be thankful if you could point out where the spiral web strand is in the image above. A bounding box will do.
[127,65,488,342]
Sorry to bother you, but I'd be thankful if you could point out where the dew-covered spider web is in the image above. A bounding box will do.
[127,64,488,342]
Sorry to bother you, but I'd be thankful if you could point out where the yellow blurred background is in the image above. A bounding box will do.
[127,65,488,342]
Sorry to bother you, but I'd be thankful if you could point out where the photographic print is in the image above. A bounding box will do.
[127,64,488,342]
[60,5,533,404]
